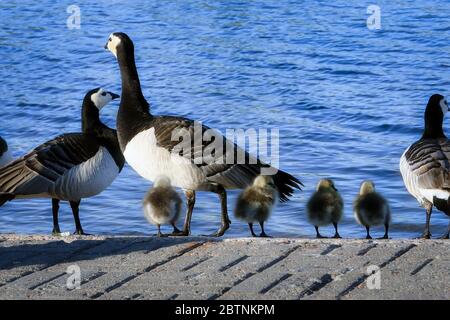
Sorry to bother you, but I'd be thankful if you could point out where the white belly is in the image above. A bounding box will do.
[420,188,450,204]
[123,128,206,189]
[52,147,119,201]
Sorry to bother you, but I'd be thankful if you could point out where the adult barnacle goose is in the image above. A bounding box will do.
[105,32,302,237]
[0,88,124,235]
[0,136,13,168]
[400,94,450,239]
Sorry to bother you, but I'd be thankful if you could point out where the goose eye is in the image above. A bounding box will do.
[101,92,106,96]
[109,38,112,42]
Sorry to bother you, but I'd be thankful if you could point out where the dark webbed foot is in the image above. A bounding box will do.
[332,223,341,239]
[248,223,257,237]
[210,224,230,237]
[170,230,190,236]
[73,230,90,236]
[315,226,326,238]
[52,227,61,236]
[333,233,341,239]
[259,232,272,238]
[169,224,187,236]
[366,235,373,240]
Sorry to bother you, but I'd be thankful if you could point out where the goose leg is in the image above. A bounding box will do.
[365,226,372,239]
[173,190,195,236]
[70,200,88,235]
[156,225,167,237]
[51,199,61,235]
[380,223,389,239]
[171,221,181,234]
[421,202,432,239]
[259,221,271,238]
[248,223,257,237]
[209,185,230,237]
[332,222,341,239]
[315,226,326,238]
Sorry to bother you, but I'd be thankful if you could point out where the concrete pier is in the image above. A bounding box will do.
[0,234,448,300]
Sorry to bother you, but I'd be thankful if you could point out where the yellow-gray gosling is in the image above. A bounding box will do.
[143,175,182,237]
[307,179,343,238]
[353,181,391,239]
[234,175,278,237]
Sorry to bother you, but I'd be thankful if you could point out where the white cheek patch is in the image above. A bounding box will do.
[107,34,121,58]
[91,91,110,110]
[440,99,448,115]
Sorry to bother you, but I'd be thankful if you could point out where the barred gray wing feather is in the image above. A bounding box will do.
[152,116,302,201]
[0,133,100,198]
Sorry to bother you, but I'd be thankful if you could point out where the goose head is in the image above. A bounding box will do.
[427,94,448,116]
[423,94,448,138]
[104,32,133,59]
[88,88,120,110]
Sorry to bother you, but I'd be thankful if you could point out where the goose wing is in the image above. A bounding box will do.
[152,116,302,201]
[0,133,100,197]
[400,138,450,203]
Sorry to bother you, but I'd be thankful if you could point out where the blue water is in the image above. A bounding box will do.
[0,0,449,238]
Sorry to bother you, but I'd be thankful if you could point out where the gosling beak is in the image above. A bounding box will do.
[109,92,120,100]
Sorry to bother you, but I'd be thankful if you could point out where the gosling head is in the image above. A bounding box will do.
[359,180,375,195]
[253,175,276,190]
[316,179,337,192]
[154,175,172,188]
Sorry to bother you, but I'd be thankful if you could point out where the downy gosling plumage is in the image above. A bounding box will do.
[307,179,343,238]
[354,181,391,239]
[234,175,278,237]
[143,175,182,237]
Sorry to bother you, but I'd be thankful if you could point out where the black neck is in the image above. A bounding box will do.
[81,100,104,134]
[117,46,149,114]
[422,107,446,139]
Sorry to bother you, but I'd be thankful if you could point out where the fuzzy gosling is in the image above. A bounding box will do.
[234,175,278,237]
[354,181,390,239]
[307,179,343,238]
[143,176,182,237]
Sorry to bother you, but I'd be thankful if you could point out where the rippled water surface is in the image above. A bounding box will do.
[0,0,449,238]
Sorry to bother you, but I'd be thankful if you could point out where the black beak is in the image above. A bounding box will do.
[109,92,120,100]
[104,42,108,50]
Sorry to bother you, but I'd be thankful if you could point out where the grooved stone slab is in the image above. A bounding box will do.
[0,235,448,300]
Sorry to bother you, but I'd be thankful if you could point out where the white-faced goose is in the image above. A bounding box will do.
[105,32,302,237]
[143,175,182,237]
[0,88,124,235]
[234,175,278,237]
[400,94,450,239]
[0,136,12,168]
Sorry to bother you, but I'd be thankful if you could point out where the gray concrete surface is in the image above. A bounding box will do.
[0,234,448,300]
